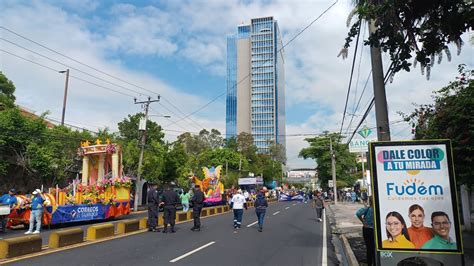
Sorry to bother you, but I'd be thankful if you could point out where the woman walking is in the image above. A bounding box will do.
[231,189,246,231]
[254,188,268,232]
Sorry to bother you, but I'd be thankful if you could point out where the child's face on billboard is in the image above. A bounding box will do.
[409,209,425,228]
[386,216,403,238]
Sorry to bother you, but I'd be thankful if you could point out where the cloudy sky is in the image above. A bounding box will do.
[1,0,472,169]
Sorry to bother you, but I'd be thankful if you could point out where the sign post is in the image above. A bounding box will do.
[369,140,464,265]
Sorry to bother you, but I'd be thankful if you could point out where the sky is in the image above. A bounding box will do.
[1,0,472,170]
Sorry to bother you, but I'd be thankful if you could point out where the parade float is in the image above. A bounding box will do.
[190,166,225,206]
[7,139,131,227]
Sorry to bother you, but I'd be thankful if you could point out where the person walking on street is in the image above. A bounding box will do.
[0,188,17,233]
[180,190,191,212]
[190,185,205,231]
[356,197,375,266]
[160,184,180,233]
[231,189,246,231]
[254,188,268,232]
[25,189,45,234]
[313,191,326,222]
[146,183,160,232]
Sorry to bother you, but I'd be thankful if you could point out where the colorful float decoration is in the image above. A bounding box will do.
[190,166,225,205]
[7,139,131,227]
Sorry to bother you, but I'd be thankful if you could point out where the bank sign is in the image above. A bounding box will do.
[349,125,376,153]
[370,140,463,254]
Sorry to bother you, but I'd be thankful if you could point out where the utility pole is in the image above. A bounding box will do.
[134,96,160,211]
[59,69,70,126]
[329,137,337,204]
[368,20,391,141]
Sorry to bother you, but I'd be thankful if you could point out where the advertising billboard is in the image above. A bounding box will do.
[370,140,463,257]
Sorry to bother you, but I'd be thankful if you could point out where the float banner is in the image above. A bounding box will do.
[278,192,304,202]
[370,140,463,254]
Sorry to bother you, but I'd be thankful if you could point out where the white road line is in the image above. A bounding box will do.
[322,208,327,266]
[272,211,280,216]
[285,207,290,210]
[247,221,258,227]
[292,203,296,206]
[170,241,216,263]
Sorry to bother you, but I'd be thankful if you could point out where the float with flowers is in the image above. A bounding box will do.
[7,139,132,226]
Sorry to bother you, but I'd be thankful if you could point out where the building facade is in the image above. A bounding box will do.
[226,16,285,154]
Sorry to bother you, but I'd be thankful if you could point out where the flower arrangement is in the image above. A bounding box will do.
[106,144,117,154]
[111,176,132,188]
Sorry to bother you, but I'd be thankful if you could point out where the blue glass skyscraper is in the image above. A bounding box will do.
[226,17,285,155]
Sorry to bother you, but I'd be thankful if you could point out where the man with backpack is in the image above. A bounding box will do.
[254,187,268,232]
[312,191,326,222]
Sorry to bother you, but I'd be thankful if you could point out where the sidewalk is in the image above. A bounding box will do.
[326,202,474,266]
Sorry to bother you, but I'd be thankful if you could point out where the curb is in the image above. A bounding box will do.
[340,235,359,266]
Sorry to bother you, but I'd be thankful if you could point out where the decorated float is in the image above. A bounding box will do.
[190,166,225,206]
[7,139,131,227]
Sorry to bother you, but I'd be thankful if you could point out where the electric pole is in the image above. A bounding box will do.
[329,137,337,204]
[59,69,70,126]
[134,96,160,211]
[368,20,391,141]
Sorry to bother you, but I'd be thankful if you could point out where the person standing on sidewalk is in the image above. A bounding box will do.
[160,184,180,233]
[356,197,375,266]
[25,189,45,234]
[313,191,325,222]
[231,189,246,230]
[190,185,205,232]
[146,183,160,232]
[254,188,268,232]
[0,188,17,232]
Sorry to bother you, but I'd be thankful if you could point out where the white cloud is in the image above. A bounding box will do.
[1,0,472,170]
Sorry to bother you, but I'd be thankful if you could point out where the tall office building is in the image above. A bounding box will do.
[226,16,286,155]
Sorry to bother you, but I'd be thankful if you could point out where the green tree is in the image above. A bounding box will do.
[401,64,473,186]
[164,142,190,187]
[344,1,473,78]
[237,132,257,160]
[0,72,16,110]
[117,113,164,144]
[299,132,358,188]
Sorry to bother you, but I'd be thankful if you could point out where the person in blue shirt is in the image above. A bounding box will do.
[25,189,45,234]
[356,197,375,266]
[0,189,18,232]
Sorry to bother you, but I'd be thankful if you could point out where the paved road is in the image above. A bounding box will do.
[0,211,148,245]
[9,201,337,266]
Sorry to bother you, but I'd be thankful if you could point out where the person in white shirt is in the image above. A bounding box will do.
[231,189,247,230]
[243,190,250,201]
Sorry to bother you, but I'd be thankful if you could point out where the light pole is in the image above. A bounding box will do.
[329,137,337,204]
[59,69,70,126]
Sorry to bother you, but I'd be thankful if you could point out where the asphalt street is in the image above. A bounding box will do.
[7,201,337,266]
[0,211,148,245]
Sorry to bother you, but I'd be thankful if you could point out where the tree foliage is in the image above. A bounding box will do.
[344,0,473,78]
[401,64,473,186]
[299,132,358,188]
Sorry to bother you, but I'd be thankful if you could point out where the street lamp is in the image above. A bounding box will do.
[58,69,70,126]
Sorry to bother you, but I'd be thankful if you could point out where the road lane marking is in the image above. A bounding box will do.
[285,207,290,210]
[292,203,296,206]
[272,211,280,216]
[170,241,216,263]
[322,208,327,265]
[247,221,258,227]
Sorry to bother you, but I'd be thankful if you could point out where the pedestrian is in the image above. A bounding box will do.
[146,183,160,232]
[356,197,375,266]
[254,188,268,232]
[243,190,250,201]
[313,191,325,222]
[231,189,246,231]
[160,184,180,233]
[180,190,190,212]
[25,189,45,234]
[0,188,17,232]
[190,185,205,232]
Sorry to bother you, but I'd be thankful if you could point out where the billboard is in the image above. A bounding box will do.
[370,140,463,256]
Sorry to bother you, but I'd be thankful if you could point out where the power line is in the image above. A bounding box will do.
[344,70,372,135]
[339,20,361,139]
[0,26,159,97]
[0,37,149,97]
[0,49,136,98]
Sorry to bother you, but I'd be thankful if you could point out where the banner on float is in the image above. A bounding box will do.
[51,204,107,224]
[370,140,463,255]
[278,192,304,201]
